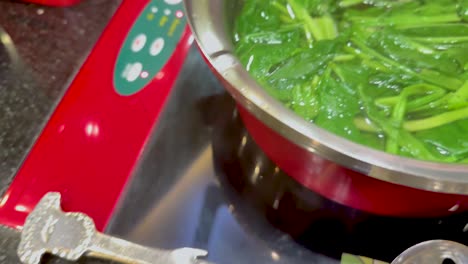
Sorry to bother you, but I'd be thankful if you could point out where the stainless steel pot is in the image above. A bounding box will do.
[183,0,468,217]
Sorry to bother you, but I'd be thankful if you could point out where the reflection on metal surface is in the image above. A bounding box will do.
[127,145,215,247]
[391,240,468,264]
[270,251,280,261]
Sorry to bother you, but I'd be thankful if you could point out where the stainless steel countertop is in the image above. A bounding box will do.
[0,0,121,196]
[106,46,336,264]
[107,47,468,264]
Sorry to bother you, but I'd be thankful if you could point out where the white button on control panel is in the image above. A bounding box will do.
[150,38,165,56]
[126,63,143,82]
[164,0,182,5]
[131,34,147,52]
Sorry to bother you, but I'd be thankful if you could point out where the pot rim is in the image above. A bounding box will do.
[183,0,468,195]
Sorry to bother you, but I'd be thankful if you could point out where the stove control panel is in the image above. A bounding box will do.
[114,0,186,95]
[0,0,192,230]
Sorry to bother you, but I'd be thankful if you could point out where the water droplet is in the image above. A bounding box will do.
[260,11,269,19]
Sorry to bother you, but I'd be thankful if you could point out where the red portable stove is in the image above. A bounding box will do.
[0,0,191,231]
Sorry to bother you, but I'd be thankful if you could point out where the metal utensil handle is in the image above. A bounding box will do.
[88,233,207,264]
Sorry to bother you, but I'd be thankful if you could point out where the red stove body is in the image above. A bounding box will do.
[0,0,191,231]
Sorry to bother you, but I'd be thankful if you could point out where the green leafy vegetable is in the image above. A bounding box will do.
[234,0,468,163]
